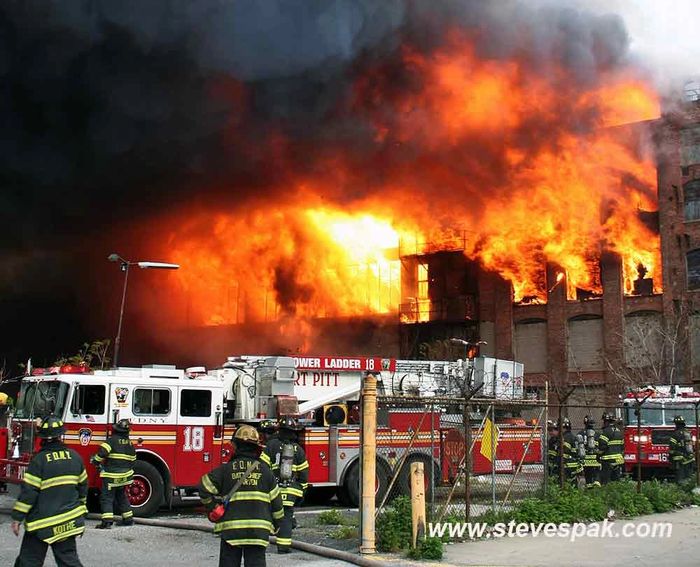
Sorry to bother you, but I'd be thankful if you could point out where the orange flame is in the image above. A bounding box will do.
[163,32,661,326]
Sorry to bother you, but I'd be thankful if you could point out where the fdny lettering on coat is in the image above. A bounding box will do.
[45,450,73,463]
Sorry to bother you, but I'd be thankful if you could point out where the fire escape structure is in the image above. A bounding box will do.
[398,232,480,358]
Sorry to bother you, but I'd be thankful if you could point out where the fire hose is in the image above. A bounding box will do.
[0,508,388,567]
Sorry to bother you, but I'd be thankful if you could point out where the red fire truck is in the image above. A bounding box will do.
[623,386,700,478]
[0,354,539,514]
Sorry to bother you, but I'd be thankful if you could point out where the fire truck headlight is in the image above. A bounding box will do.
[632,435,649,443]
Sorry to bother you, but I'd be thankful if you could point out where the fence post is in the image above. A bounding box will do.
[695,401,700,487]
[360,373,377,555]
[544,381,549,498]
[411,462,426,548]
[491,403,496,513]
[463,401,471,522]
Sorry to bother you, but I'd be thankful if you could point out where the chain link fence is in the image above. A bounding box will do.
[372,396,548,521]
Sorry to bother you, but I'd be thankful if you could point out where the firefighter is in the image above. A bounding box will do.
[560,418,583,483]
[578,416,601,488]
[598,412,624,484]
[10,414,87,567]
[91,418,136,528]
[260,416,309,554]
[668,415,695,483]
[546,420,560,478]
[199,425,283,567]
[258,420,278,444]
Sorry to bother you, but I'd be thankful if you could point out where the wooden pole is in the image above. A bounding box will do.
[360,373,377,555]
[410,462,426,549]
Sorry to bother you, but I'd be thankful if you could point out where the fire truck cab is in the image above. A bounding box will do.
[3,364,233,516]
[623,385,700,478]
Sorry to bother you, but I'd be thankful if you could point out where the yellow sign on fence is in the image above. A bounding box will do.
[480,418,500,462]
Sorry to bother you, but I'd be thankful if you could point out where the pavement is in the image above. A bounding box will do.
[4,485,700,567]
[0,512,356,566]
[440,506,700,567]
[0,489,355,566]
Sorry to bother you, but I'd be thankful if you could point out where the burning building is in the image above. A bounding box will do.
[150,12,684,404]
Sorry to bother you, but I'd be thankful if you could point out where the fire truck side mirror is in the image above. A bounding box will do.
[70,384,82,417]
[214,411,222,439]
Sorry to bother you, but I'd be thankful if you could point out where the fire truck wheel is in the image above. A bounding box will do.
[398,455,437,502]
[127,460,165,517]
[341,459,390,508]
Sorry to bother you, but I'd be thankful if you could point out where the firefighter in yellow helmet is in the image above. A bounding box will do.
[260,416,309,554]
[199,424,283,567]
[91,418,136,528]
[11,414,88,566]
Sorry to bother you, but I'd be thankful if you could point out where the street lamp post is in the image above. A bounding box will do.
[108,253,179,368]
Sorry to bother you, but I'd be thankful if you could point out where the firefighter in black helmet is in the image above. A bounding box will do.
[578,416,601,488]
[258,420,278,444]
[260,416,309,554]
[598,412,624,484]
[11,414,88,566]
[199,425,283,567]
[668,415,695,483]
[561,418,583,483]
[91,418,136,528]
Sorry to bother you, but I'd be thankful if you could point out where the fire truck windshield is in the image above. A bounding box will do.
[624,404,697,426]
[14,380,69,420]
[624,405,663,426]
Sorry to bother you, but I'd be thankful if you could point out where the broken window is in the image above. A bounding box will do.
[684,179,700,221]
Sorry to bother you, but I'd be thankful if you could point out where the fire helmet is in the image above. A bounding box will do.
[37,414,65,439]
[602,412,614,424]
[546,420,557,431]
[673,415,686,428]
[561,417,571,430]
[113,419,130,434]
[259,420,278,434]
[278,416,303,431]
[233,424,263,447]
[583,415,595,428]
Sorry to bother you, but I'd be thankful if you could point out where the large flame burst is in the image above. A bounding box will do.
[167,34,660,326]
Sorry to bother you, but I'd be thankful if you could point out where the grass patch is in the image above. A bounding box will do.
[316,509,346,525]
[472,479,698,528]
[330,525,359,540]
[377,496,445,559]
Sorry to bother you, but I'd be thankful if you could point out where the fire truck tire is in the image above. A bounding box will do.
[128,460,165,517]
[398,454,437,501]
[340,459,390,508]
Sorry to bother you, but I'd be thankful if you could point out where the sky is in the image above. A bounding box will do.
[560,0,700,91]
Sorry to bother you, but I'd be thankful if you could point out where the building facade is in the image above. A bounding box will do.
[399,99,700,404]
